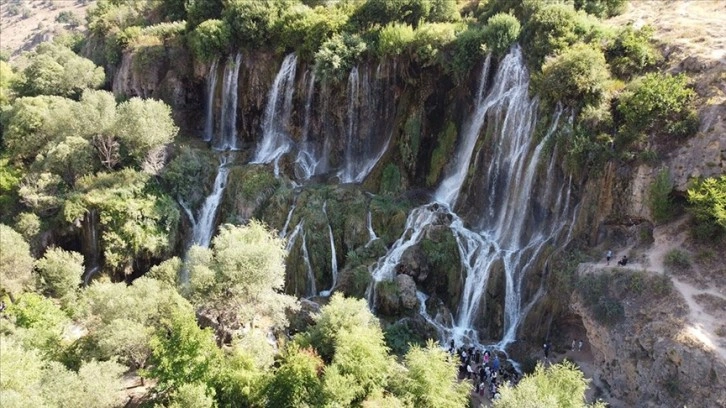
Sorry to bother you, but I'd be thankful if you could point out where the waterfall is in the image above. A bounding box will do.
[366,208,377,246]
[189,154,232,249]
[81,209,101,284]
[319,202,338,297]
[295,71,323,180]
[370,47,575,348]
[216,53,242,150]
[301,233,316,298]
[252,53,298,175]
[338,65,394,184]
[203,58,220,142]
[280,201,297,238]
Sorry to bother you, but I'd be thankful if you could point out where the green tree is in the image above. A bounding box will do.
[188,19,231,62]
[168,382,217,408]
[6,292,69,360]
[649,168,676,224]
[617,73,698,143]
[494,361,605,408]
[397,340,471,407]
[377,23,416,57]
[538,43,610,110]
[147,311,221,393]
[314,33,367,81]
[13,43,105,99]
[606,25,661,80]
[223,0,282,49]
[482,13,521,57]
[114,97,178,162]
[521,3,581,69]
[0,60,15,106]
[35,247,83,301]
[0,224,34,300]
[687,175,726,240]
[573,0,627,18]
[185,0,224,29]
[264,344,324,408]
[184,221,298,335]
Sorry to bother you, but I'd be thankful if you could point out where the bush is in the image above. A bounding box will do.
[617,73,698,142]
[188,19,231,62]
[606,25,662,80]
[314,33,367,81]
[481,13,521,57]
[412,22,459,67]
[377,23,416,57]
[223,0,282,49]
[687,176,726,240]
[537,43,610,110]
[185,0,224,29]
[521,3,580,69]
[450,26,486,82]
[664,249,691,274]
[273,5,347,58]
[649,168,675,224]
[350,0,433,30]
[56,11,82,28]
[574,0,627,18]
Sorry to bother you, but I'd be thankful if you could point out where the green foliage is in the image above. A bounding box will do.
[450,26,486,82]
[482,13,521,57]
[168,382,217,408]
[6,292,69,360]
[0,336,126,408]
[13,212,41,254]
[161,146,217,209]
[186,0,224,29]
[606,25,661,80]
[398,340,471,407]
[380,164,402,196]
[184,221,298,331]
[428,121,457,186]
[0,224,34,300]
[0,60,15,106]
[223,0,283,49]
[56,10,82,28]
[274,4,348,58]
[383,321,425,355]
[0,159,22,221]
[664,249,691,274]
[147,256,183,287]
[35,247,83,301]
[495,361,605,408]
[148,311,221,393]
[560,125,613,175]
[649,168,675,224]
[377,23,416,57]
[13,43,105,99]
[687,176,726,240]
[264,344,324,408]
[617,73,698,143]
[314,33,367,81]
[537,43,610,110]
[429,0,460,23]
[350,0,433,30]
[521,3,583,69]
[412,22,459,67]
[573,0,627,18]
[115,97,179,161]
[188,19,231,62]
[577,272,624,326]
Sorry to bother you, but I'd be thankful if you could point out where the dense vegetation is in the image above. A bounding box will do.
[0,0,720,406]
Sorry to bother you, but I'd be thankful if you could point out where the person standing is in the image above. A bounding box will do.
[606,250,612,265]
[543,342,550,359]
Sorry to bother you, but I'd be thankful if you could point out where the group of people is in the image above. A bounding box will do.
[449,341,519,402]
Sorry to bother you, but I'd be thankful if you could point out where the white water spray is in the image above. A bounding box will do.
[216,53,242,150]
[203,58,220,142]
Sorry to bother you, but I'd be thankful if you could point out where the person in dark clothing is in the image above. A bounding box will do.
[617,255,628,266]
[543,342,550,359]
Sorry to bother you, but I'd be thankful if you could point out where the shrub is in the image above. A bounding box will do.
[606,25,662,80]
[412,22,459,67]
[593,297,624,326]
[617,73,698,142]
[188,19,231,62]
[350,0,433,30]
[521,3,580,69]
[664,249,691,274]
[314,33,367,81]
[185,0,223,29]
[573,0,627,18]
[481,13,521,57]
[223,0,281,49]
[687,176,726,240]
[377,23,416,57]
[380,164,402,195]
[450,26,486,82]
[649,168,675,224]
[273,5,347,58]
[56,11,82,28]
[537,42,610,110]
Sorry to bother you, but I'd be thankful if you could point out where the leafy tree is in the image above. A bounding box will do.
[617,73,698,143]
[186,0,224,29]
[377,23,416,57]
[41,136,96,185]
[210,346,266,407]
[450,27,486,82]
[397,340,471,408]
[35,247,83,301]
[537,43,610,110]
[114,97,178,162]
[573,0,627,18]
[13,212,41,255]
[649,168,676,224]
[606,25,661,80]
[521,3,581,69]
[168,382,217,408]
[482,13,521,57]
[13,43,104,99]
[314,33,367,81]
[428,0,460,23]
[494,361,605,408]
[0,224,34,300]
[147,311,221,393]
[412,22,458,67]
[223,0,283,49]
[147,256,183,287]
[264,344,324,408]
[0,60,15,106]
[5,292,69,360]
[687,176,726,240]
[188,19,231,62]
[274,5,348,59]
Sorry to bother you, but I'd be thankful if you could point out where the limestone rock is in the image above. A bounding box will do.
[395,274,419,310]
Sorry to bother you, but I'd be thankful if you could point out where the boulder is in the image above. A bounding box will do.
[395,274,419,310]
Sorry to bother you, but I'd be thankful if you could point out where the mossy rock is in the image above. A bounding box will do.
[427,121,458,186]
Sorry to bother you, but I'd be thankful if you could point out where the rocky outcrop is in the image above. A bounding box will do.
[570,273,726,407]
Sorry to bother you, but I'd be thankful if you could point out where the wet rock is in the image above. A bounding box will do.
[396,274,419,310]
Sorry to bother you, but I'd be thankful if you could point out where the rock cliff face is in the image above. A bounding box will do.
[571,276,726,407]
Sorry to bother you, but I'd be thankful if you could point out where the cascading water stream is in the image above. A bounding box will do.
[370,46,576,349]
[189,154,232,249]
[216,53,242,150]
[301,233,316,298]
[252,53,298,176]
[81,209,101,285]
[366,209,377,246]
[295,71,323,180]
[203,58,220,142]
[319,201,338,297]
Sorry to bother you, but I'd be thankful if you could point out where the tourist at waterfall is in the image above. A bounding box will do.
[606,249,613,265]
[543,342,551,359]
[578,339,584,351]
[618,255,628,266]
